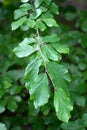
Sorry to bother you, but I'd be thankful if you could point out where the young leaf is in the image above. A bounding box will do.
[11,16,27,30]
[24,58,42,87]
[54,88,73,122]
[42,18,58,27]
[29,73,50,108]
[13,43,38,58]
[46,61,71,94]
[41,44,61,61]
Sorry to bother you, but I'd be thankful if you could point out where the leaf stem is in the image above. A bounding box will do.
[36,29,46,68]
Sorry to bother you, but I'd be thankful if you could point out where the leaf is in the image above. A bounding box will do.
[24,58,42,87]
[18,37,36,45]
[81,20,87,33]
[27,19,36,28]
[41,34,59,43]
[13,43,38,58]
[0,100,6,113]
[46,61,71,94]
[52,43,69,54]
[54,88,73,122]
[41,44,61,61]
[7,98,18,112]
[34,0,44,8]
[14,9,28,20]
[81,113,87,127]
[61,120,85,130]
[29,73,50,108]
[49,2,59,14]
[30,6,47,19]
[21,0,29,2]
[14,4,32,20]
[11,16,27,30]
[20,3,31,10]
[44,0,52,5]
[0,123,7,130]
[10,86,23,95]
[36,20,46,31]
[42,18,58,27]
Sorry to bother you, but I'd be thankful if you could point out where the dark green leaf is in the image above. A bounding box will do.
[44,0,52,5]
[7,99,18,112]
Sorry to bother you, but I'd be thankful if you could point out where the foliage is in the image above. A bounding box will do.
[0,0,87,130]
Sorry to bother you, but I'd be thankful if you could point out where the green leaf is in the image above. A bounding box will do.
[61,120,85,130]
[14,9,28,20]
[10,86,23,95]
[0,123,7,130]
[21,0,29,2]
[81,20,87,33]
[41,34,59,43]
[46,61,71,94]
[34,0,44,8]
[27,19,36,28]
[52,43,69,54]
[7,98,18,112]
[44,0,52,5]
[0,100,6,113]
[20,3,31,10]
[30,6,47,19]
[49,2,59,14]
[13,43,38,58]
[18,37,36,45]
[29,73,50,108]
[41,44,61,61]
[11,16,27,30]
[36,20,46,31]
[24,58,42,87]
[14,3,32,20]
[42,18,58,27]
[81,113,87,127]
[54,88,73,122]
